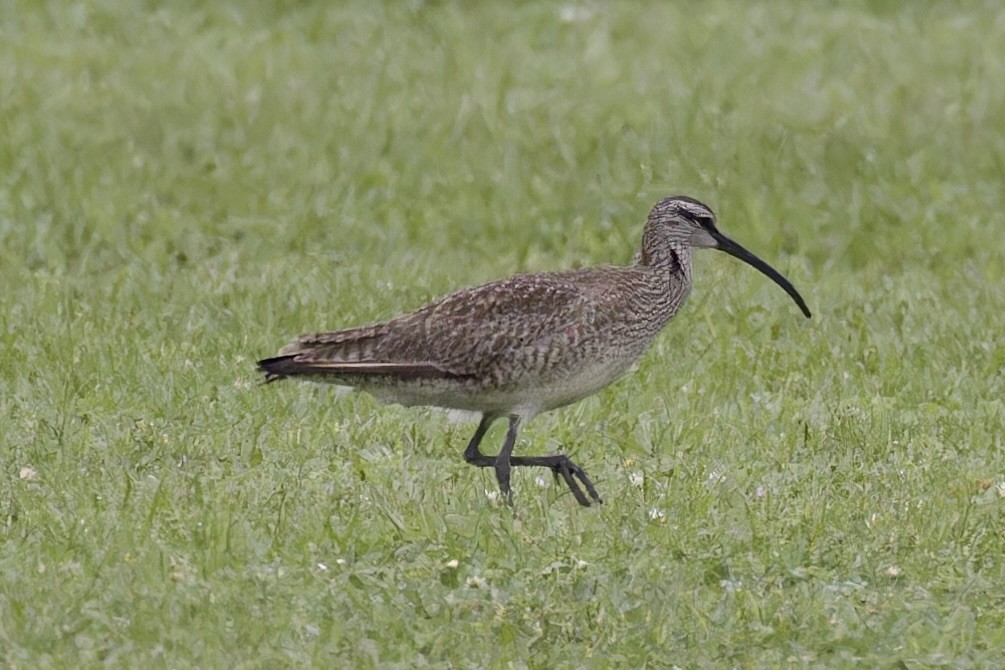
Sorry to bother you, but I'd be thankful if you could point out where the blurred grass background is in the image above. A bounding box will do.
[1,1,1003,667]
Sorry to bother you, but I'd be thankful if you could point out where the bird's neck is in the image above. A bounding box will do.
[627,235,694,334]
[636,233,692,281]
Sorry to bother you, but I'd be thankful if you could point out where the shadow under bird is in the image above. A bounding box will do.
[258,195,811,507]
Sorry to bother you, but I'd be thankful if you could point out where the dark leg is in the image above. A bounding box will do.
[462,414,498,467]
[492,416,520,504]
[462,414,602,507]
[462,414,519,504]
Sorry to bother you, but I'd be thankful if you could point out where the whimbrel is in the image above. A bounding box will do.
[258,196,811,506]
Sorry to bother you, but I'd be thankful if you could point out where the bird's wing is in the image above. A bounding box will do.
[258,320,462,381]
[258,268,626,383]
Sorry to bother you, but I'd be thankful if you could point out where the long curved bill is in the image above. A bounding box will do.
[711,230,812,318]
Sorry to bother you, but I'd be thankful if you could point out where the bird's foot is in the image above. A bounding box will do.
[549,456,603,507]
[509,454,602,507]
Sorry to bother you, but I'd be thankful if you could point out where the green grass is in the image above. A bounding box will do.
[2,0,1004,667]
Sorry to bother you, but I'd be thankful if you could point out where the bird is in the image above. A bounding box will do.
[258,195,811,507]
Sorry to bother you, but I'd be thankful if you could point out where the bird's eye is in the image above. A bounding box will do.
[683,210,713,227]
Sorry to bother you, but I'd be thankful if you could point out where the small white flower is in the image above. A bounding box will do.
[576,559,589,569]
[466,576,486,588]
[445,559,459,569]
[317,563,328,571]
[559,5,595,22]
[648,508,665,521]
[629,471,644,487]
[755,485,766,498]
[883,565,902,578]
[535,476,549,489]
[996,481,1005,498]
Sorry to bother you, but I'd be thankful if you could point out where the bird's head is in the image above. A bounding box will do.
[643,195,812,318]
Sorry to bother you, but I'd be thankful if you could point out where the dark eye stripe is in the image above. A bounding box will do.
[679,207,713,226]
[666,195,716,226]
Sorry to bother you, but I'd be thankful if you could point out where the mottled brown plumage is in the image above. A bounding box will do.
[259,196,811,506]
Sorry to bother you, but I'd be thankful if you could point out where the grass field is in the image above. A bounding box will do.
[2,1,1004,667]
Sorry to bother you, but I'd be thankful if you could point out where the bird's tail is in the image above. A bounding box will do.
[257,355,465,382]
[257,355,301,382]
